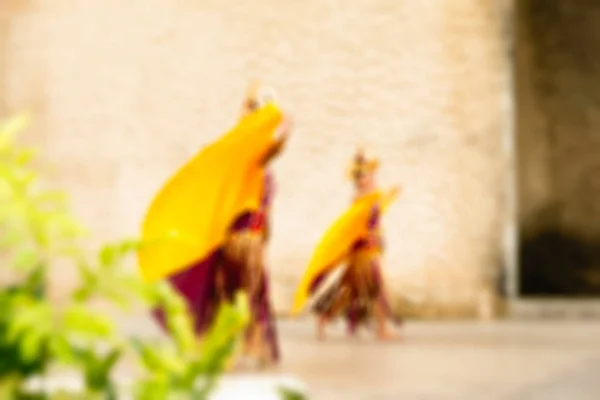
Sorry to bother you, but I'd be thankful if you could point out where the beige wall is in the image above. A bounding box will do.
[1,0,511,315]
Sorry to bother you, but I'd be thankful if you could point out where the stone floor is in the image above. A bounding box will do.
[123,316,600,399]
[277,319,600,400]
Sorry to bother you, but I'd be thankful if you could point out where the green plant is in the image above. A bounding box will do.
[279,388,308,400]
[0,113,252,399]
[0,113,140,398]
[133,289,250,399]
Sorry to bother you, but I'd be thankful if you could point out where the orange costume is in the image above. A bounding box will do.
[138,82,289,364]
[292,150,401,334]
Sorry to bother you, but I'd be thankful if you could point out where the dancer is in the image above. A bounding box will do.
[218,81,291,366]
[292,147,401,340]
[139,81,291,367]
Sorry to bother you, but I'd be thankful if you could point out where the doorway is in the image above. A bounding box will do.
[516,0,600,297]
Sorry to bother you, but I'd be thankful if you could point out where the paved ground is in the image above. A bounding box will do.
[276,319,600,399]
[123,316,600,400]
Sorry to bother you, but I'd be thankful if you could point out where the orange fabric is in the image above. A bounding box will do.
[138,104,284,282]
[291,188,398,315]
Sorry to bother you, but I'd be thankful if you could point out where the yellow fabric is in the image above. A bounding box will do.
[291,188,398,314]
[138,103,284,282]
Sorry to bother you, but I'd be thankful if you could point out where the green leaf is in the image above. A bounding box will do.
[22,264,46,299]
[54,244,84,259]
[100,348,121,374]
[0,227,26,249]
[50,214,86,239]
[116,275,148,299]
[130,339,166,373]
[62,305,115,339]
[13,248,40,271]
[71,287,93,302]
[98,239,140,269]
[134,377,170,400]
[0,112,31,151]
[232,291,251,325]
[70,346,95,365]
[33,190,68,207]
[159,286,188,315]
[49,390,84,400]
[19,330,44,363]
[0,179,12,199]
[134,282,162,305]
[98,284,131,310]
[6,301,52,344]
[99,245,118,268]
[72,261,99,301]
[166,314,196,354]
[84,347,122,391]
[12,169,36,188]
[15,148,36,166]
[130,339,184,376]
[193,292,250,378]
[117,238,143,254]
[48,335,76,364]
[279,387,308,400]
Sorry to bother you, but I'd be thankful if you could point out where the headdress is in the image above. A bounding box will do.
[347,146,380,181]
[241,80,277,117]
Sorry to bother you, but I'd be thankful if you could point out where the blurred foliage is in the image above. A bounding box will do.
[133,291,249,399]
[279,387,308,400]
[0,113,251,399]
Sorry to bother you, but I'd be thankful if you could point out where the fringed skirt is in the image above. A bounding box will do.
[220,212,280,362]
[311,248,399,332]
[153,211,279,362]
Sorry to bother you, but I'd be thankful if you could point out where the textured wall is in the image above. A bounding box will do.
[1,0,511,315]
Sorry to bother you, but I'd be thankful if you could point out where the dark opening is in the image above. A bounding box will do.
[517,0,600,296]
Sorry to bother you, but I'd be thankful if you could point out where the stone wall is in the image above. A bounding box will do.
[1,0,511,316]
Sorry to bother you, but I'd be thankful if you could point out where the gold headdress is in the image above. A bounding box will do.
[241,80,277,117]
[347,146,380,181]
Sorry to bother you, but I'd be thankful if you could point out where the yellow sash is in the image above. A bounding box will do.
[291,188,398,314]
[138,104,284,282]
